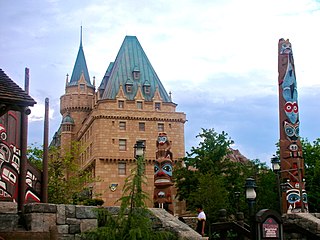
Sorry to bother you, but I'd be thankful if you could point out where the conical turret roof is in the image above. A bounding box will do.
[100,36,171,102]
[69,28,93,87]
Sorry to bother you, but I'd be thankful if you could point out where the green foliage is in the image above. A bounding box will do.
[301,138,320,212]
[27,143,43,170]
[48,142,95,204]
[185,128,234,175]
[83,156,177,240]
[174,128,279,229]
[83,198,104,206]
[28,141,97,204]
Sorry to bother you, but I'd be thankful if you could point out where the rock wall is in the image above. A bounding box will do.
[0,202,204,240]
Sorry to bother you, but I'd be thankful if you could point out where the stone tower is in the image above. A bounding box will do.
[59,28,95,154]
[52,34,186,214]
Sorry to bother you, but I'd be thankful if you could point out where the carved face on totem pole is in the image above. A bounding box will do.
[278,38,307,213]
[0,124,19,200]
[154,132,173,212]
[286,186,308,213]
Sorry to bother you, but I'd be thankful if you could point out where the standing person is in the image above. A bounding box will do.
[196,205,206,237]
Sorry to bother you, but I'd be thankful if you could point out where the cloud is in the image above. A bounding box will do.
[29,101,55,122]
[2,0,320,164]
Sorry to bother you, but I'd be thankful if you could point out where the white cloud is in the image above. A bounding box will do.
[29,102,55,122]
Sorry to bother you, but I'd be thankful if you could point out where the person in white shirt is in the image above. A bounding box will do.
[196,204,206,236]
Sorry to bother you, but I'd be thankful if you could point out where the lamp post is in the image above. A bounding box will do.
[134,140,146,158]
[271,155,282,214]
[271,156,305,213]
[245,177,257,240]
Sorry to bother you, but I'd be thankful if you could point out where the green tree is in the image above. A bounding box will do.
[27,143,43,170]
[301,138,320,212]
[83,156,177,240]
[173,128,234,223]
[27,142,97,204]
[174,128,278,227]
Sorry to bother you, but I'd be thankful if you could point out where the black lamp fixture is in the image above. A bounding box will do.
[134,140,146,158]
[271,155,281,173]
[245,177,257,240]
[245,177,257,201]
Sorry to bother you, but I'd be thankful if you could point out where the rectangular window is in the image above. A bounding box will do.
[155,102,161,110]
[144,86,150,94]
[158,123,164,132]
[137,101,143,109]
[139,122,145,131]
[118,100,124,108]
[126,85,132,93]
[80,84,85,92]
[133,71,140,80]
[118,162,126,175]
[119,121,126,130]
[119,139,127,151]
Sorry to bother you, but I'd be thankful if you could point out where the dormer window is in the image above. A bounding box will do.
[126,85,132,93]
[143,80,151,95]
[125,78,133,93]
[132,66,140,80]
[144,86,150,94]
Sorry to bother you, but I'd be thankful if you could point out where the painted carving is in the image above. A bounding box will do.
[0,124,19,200]
[154,132,174,214]
[0,113,42,203]
[278,38,307,213]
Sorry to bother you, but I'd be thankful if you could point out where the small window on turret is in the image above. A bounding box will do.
[80,84,85,92]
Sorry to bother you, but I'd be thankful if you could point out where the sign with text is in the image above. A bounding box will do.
[262,217,279,238]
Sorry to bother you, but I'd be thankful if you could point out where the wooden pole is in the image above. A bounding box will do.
[42,98,49,202]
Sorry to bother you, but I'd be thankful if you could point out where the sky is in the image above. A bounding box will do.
[1,0,320,165]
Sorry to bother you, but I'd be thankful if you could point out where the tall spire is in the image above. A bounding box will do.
[68,26,92,87]
[80,25,83,48]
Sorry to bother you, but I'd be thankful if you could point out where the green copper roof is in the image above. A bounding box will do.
[69,33,93,87]
[100,36,171,102]
[61,113,74,124]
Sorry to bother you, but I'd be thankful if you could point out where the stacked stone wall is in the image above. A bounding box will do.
[0,203,204,240]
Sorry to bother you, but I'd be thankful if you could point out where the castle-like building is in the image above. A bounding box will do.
[50,34,186,214]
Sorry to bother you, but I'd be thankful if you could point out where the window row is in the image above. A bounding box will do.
[118,122,165,132]
[118,100,161,110]
[118,139,146,152]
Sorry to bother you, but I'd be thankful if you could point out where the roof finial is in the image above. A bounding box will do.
[80,25,83,47]
[169,91,172,101]
[65,74,69,87]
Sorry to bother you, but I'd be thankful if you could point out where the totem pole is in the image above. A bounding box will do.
[278,38,308,213]
[154,132,174,214]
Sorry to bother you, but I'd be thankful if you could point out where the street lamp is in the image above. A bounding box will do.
[271,155,281,173]
[271,155,282,214]
[134,140,145,158]
[245,177,257,240]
